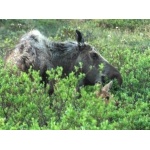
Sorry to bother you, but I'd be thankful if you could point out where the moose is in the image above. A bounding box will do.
[5,29,122,95]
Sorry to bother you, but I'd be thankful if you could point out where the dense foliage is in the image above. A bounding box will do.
[0,19,150,129]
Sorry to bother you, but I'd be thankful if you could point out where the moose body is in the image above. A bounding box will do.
[5,29,122,94]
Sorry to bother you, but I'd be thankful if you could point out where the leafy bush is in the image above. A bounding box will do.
[0,59,150,130]
[0,64,51,129]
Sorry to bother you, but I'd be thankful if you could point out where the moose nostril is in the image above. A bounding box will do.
[106,96,109,100]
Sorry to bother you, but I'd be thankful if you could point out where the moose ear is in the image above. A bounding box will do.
[102,81,113,92]
[76,30,84,46]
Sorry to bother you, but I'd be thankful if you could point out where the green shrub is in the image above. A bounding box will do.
[0,60,149,130]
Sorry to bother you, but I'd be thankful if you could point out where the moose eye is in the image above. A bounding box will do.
[91,52,99,60]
